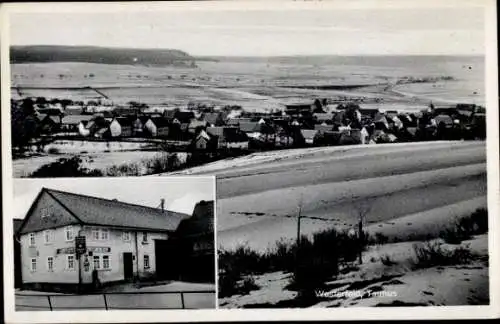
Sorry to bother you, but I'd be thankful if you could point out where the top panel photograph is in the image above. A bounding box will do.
[7,4,485,179]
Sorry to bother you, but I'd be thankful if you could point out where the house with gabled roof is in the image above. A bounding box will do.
[206,126,249,150]
[15,188,192,291]
[61,115,94,133]
[144,117,170,138]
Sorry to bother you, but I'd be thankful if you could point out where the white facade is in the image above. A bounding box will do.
[20,225,168,285]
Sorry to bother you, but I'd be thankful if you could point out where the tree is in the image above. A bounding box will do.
[11,99,39,151]
[350,195,375,265]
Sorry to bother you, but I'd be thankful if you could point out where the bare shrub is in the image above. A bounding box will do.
[411,241,474,269]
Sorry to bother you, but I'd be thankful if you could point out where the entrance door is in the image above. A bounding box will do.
[123,253,133,281]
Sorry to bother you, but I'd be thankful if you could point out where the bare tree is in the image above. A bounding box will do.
[350,194,375,265]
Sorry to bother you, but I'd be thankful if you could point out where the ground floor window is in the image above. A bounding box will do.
[67,255,75,270]
[92,255,111,270]
[144,255,150,269]
[102,255,110,269]
[30,258,37,271]
[47,257,54,271]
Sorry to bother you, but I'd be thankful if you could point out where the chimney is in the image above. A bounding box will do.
[160,199,165,212]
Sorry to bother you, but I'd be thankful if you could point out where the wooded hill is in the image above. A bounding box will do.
[10,45,197,67]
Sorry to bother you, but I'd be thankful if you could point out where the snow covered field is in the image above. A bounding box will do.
[219,235,489,308]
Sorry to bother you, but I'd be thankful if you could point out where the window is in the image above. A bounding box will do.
[92,228,100,240]
[84,258,90,272]
[142,232,148,243]
[101,229,109,241]
[93,255,100,270]
[41,206,54,218]
[143,255,150,269]
[65,226,74,241]
[44,230,52,244]
[47,257,54,271]
[29,233,35,246]
[67,255,75,270]
[30,258,37,271]
[102,255,110,269]
[122,231,131,241]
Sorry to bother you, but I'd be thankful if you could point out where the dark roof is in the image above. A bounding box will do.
[174,111,195,123]
[151,117,171,127]
[13,219,23,234]
[37,108,63,116]
[202,112,224,125]
[239,121,260,133]
[207,126,248,142]
[20,188,190,234]
[114,116,135,126]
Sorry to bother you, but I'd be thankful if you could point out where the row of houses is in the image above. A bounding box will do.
[17,98,487,152]
[14,188,215,292]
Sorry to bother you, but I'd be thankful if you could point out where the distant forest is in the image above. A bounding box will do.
[10,45,197,67]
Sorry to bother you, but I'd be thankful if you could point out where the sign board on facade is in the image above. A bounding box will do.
[56,247,75,254]
[75,236,86,255]
[88,247,111,253]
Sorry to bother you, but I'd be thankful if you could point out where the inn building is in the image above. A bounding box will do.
[16,188,200,291]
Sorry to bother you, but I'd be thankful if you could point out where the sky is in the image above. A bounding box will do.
[8,5,485,56]
[12,177,215,219]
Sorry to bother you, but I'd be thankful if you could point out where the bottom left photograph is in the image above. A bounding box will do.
[11,176,216,311]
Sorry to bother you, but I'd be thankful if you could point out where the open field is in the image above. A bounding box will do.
[11,55,484,109]
[170,141,487,251]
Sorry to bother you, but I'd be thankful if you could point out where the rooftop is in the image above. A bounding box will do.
[19,188,191,234]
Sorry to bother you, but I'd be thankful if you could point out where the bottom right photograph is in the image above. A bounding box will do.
[214,142,488,308]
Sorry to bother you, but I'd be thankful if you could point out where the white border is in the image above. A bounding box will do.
[2,0,499,322]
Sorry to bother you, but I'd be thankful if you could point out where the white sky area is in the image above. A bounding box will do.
[12,177,215,220]
[9,6,484,56]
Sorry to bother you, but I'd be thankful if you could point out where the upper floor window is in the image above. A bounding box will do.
[101,229,109,241]
[92,228,109,241]
[92,228,100,240]
[142,232,148,243]
[29,233,36,247]
[43,230,52,244]
[122,231,131,241]
[65,226,74,241]
[30,258,37,272]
